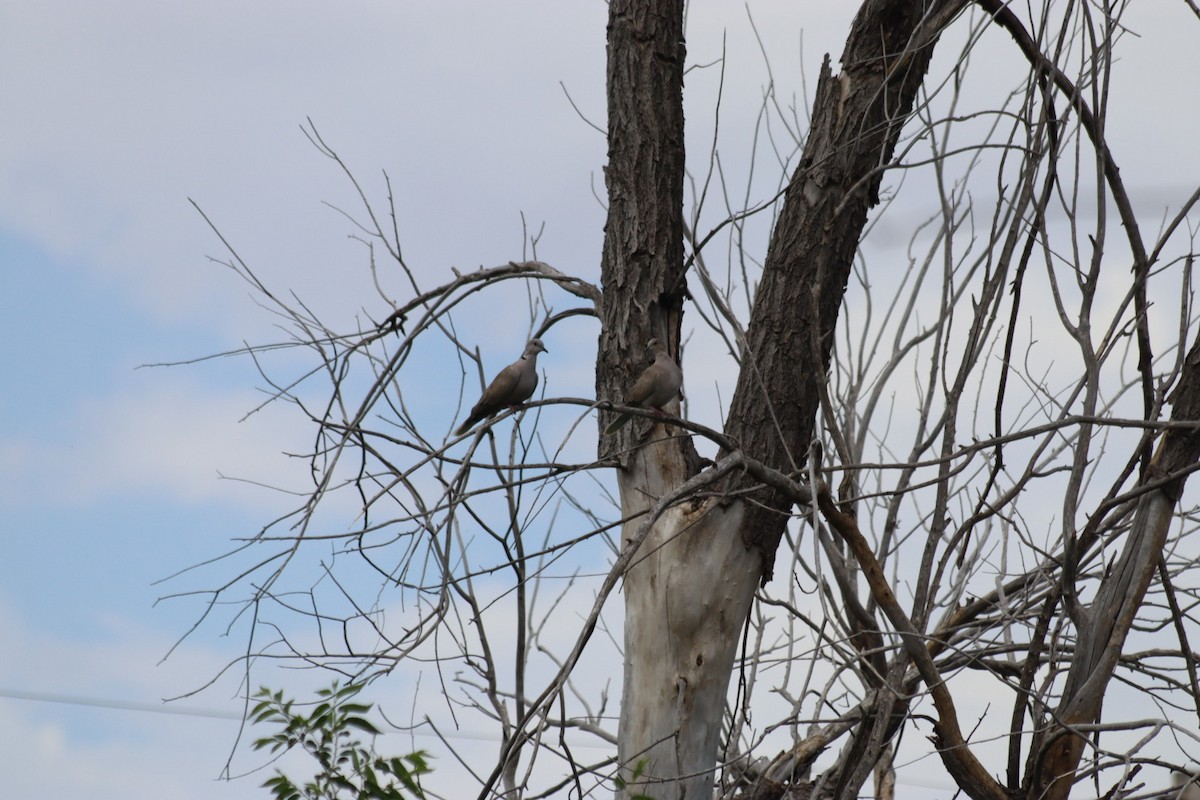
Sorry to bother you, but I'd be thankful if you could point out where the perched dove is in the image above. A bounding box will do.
[604,337,683,436]
[455,338,547,435]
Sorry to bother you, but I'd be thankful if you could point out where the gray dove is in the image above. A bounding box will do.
[604,337,682,435]
[455,338,547,435]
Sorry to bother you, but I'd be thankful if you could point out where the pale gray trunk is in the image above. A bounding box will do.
[617,453,760,798]
[599,1,960,797]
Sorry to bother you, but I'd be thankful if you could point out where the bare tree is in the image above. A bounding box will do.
[175,1,1200,798]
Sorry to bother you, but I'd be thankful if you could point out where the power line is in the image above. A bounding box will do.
[0,687,978,791]
[0,687,604,748]
[0,687,521,743]
[0,687,242,720]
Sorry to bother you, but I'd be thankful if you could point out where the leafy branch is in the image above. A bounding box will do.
[250,681,430,800]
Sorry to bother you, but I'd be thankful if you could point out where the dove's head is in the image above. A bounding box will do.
[527,338,547,355]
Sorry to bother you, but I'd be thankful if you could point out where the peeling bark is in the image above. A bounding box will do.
[720,0,965,580]
[601,1,970,796]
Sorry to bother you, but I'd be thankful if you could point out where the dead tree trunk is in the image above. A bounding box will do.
[600,1,968,796]
[597,2,748,796]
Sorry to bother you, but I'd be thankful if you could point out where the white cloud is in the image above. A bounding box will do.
[0,0,611,337]
[0,373,307,511]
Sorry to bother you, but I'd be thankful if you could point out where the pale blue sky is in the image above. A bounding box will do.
[2,2,1198,798]
[0,3,610,795]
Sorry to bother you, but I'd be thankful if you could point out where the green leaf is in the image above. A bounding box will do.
[331,774,357,792]
[344,717,382,736]
[248,682,432,799]
[333,682,362,700]
[262,773,302,800]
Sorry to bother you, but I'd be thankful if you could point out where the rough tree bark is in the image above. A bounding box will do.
[599,1,970,796]
[597,2,753,796]
[718,0,966,574]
